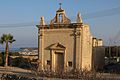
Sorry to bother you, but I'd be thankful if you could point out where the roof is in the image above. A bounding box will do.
[56,8,64,12]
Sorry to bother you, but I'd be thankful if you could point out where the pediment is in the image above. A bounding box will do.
[49,43,66,50]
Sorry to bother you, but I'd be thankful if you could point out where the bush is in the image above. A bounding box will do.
[0,52,4,66]
[11,57,31,69]
[9,52,21,56]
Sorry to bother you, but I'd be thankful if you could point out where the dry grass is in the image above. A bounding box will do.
[0,68,120,80]
[34,69,120,80]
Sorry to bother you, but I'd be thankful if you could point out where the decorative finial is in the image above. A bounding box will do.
[59,3,62,9]
[77,12,83,23]
[40,16,45,26]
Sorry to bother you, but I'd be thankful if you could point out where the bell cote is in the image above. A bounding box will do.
[50,3,71,24]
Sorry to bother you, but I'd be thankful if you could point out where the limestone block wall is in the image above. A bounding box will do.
[41,28,80,70]
[81,24,92,70]
[38,24,96,71]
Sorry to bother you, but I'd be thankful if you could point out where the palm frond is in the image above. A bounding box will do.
[0,33,15,44]
[8,34,13,40]
[9,39,16,43]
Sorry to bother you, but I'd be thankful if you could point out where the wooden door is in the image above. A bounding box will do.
[55,52,64,71]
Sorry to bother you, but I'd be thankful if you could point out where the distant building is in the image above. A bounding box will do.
[105,46,120,64]
[18,48,38,60]
[36,5,104,71]
[92,38,105,70]
[92,38,103,47]
[19,48,38,56]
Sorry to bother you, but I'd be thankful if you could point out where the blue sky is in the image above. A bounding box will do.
[0,0,120,48]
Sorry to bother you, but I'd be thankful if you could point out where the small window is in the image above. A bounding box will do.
[59,14,63,23]
[47,60,51,65]
[68,61,72,67]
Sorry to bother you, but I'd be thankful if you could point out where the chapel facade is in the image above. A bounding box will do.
[36,6,104,71]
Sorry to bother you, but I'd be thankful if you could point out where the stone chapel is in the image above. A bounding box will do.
[36,5,104,72]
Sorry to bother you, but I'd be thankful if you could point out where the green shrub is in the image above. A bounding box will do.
[0,53,4,66]
[11,57,31,69]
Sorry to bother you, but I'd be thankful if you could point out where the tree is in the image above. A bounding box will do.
[0,34,15,67]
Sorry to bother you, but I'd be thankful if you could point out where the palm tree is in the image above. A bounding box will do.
[0,34,15,67]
